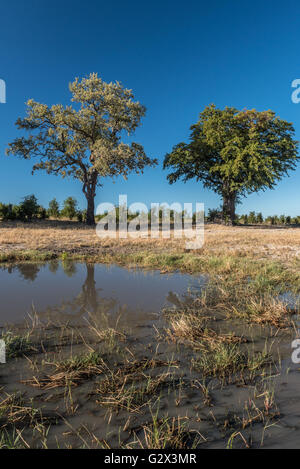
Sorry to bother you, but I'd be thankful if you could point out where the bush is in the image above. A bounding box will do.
[48,198,60,218]
[256,212,264,224]
[206,208,223,223]
[0,203,14,220]
[38,206,48,220]
[18,195,40,221]
[76,210,86,223]
[61,197,78,220]
[0,195,47,222]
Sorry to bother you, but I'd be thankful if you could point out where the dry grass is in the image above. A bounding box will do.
[95,371,172,413]
[0,392,58,427]
[1,220,300,264]
[204,281,297,327]
[163,274,298,332]
[23,353,178,391]
[127,414,204,449]
[22,352,106,389]
[164,311,245,350]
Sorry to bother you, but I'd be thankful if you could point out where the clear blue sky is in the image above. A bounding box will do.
[1,0,300,216]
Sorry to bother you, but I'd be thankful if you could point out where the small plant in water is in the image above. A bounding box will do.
[1,331,34,358]
[61,252,68,261]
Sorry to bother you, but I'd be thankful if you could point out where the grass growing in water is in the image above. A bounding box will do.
[164,310,245,350]
[128,411,203,449]
[96,372,173,413]
[1,331,35,358]
[23,351,106,389]
[192,342,273,380]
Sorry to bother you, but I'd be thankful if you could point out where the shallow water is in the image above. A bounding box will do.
[1,261,300,448]
[0,261,206,326]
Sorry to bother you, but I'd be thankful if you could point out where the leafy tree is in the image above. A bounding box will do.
[19,195,40,221]
[207,207,222,223]
[7,73,157,225]
[164,104,299,224]
[268,215,279,225]
[38,205,47,220]
[0,197,48,222]
[256,212,264,224]
[76,209,87,223]
[61,197,77,220]
[48,198,60,218]
[279,214,286,225]
[238,214,248,224]
[247,211,257,224]
[242,214,248,225]
[0,203,15,220]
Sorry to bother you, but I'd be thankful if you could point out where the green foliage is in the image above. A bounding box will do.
[237,211,300,225]
[7,73,157,224]
[18,195,40,221]
[61,197,78,220]
[48,198,60,218]
[38,205,48,220]
[240,214,248,224]
[279,214,286,225]
[1,331,34,358]
[76,209,87,223]
[0,203,17,221]
[206,208,223,223]
[291,216,300,225]
[256,212,263,224]
[248,211,257,224]
[164,104,299,223]
[0,195,48,222]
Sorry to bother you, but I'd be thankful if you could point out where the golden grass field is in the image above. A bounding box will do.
[0,220,300,265]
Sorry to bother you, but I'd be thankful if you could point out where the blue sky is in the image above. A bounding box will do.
[0,0,300,216]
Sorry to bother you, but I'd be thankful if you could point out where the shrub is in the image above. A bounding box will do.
[18,195,40,221]
[48,198,60,218]
[76,210,86,223]
[61,197,78,220]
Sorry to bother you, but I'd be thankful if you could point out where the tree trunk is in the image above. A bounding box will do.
[83,172,97,226]
[82,264,97,312]
[222,193,236,225]
[86,190,95,225]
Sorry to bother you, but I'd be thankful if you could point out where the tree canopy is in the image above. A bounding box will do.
[164,104,299,223]
[7,73,157,224]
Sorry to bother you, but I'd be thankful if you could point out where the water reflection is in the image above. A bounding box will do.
[38,263,126,327]
[4,263,41,282]
[0,261,204,327]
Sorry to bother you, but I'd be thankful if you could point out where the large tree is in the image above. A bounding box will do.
[7,73,156,225]
[164,104,299,224]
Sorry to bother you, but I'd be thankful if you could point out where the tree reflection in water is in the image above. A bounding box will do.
[0,261,179,331]
[42,262,126,327]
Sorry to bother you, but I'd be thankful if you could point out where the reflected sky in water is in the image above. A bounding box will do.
[0,261,205,326]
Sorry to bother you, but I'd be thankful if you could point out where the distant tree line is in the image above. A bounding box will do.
[0,195,47,221]
[206,208,300,225]
[0,196,299,226]
[0,195,86,223]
